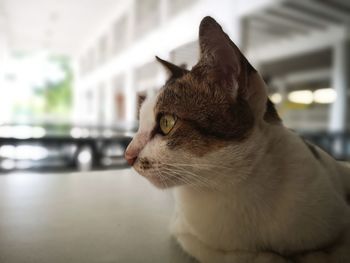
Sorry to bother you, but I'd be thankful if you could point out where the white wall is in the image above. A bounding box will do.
[72,0,350,134]
[0,14,11,124]
[72,0,263,127]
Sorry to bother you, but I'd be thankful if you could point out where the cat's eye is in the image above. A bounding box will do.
[159,114,177,135]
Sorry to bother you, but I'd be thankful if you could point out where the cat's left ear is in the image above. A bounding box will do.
[156,56,189,80]
[199,17,242,79]
[197,16,269,119]
[198,17,255,87]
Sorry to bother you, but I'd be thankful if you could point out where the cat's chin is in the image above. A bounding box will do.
[145,174,182,189]
[132,163,186,188]
[136,170,183,189]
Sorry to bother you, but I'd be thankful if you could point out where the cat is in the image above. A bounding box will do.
[125,16,350,263]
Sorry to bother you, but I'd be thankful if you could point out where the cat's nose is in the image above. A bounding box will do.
[125,154,137,166]
[124,132,149,166]
[124,146,138,166]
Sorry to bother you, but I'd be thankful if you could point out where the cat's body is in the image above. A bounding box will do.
[171,125,350,262]
[125,17,350,262]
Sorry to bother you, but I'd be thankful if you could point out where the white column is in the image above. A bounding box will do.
[71,59,82,125]
[160,0,168,25]
[125,69,136,125]
[273,78,287,102]
[123,0,137,128]
[329,41,349,132]
[0,15,10,124]
[126,0,135,46]
[104,79,115,126]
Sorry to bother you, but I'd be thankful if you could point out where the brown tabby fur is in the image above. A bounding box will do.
[154,17,281,157]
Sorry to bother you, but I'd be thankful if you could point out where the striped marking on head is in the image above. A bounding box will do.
[124,94,158,165]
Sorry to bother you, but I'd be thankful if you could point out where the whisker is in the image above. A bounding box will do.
[160,167,208,192]
[162,165,221,191]
[161,162,250,188]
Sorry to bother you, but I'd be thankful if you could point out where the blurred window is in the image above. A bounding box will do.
[87,47,99,72]
[1,52,72,124]
[97,83,106,125]
[261,48,333,133]
[98,35,108,65]
[84,49,93,74]
[170,41,198,69]
[116,93,126,121]
[282,83,333,132]
[135,61,159,91]
[168,0,198,17]
[135,0,160,38]
[79,56,86,76]
[112,15,128,54]
[113,74,126,121]
[84,89,94,115]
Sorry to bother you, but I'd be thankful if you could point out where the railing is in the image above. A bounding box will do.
[0,124,135,172]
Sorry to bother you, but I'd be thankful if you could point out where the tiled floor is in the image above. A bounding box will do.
[0,170,193,263]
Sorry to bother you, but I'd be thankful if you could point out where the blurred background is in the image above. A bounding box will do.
[0,0,349,173]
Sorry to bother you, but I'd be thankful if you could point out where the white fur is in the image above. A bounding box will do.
[139,95,158,133]
[126,15,350,262]
[171,124,350,263]
[125,95,158,160]
[127,94,173,187]
[130,89,350,263]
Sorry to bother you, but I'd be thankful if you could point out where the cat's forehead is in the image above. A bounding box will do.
[139,95,158,132]
[153,70,254,142]
[154,71,229,118]
[155,75,197,115]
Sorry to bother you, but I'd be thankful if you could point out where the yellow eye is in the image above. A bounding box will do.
[159,114,177,135]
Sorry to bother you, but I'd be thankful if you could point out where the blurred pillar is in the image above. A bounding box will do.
[105,79,115,126]
[99,87,106,126]
[160,0,168,25]
[275,78,287,105]
[0,14,7,81]
[125,69,137,126]
[0,14,9,124]
[329,41,350,132]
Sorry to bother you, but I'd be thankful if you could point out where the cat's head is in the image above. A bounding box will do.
[125,16,281,189]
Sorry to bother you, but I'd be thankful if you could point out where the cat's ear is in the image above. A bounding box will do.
[198,16,256,84]
[197,16,272,120]
[198,16,243,79]
[156,56,189,80]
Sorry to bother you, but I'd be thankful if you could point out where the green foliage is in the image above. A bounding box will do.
[8,52,73,122]
[43,55,73,116]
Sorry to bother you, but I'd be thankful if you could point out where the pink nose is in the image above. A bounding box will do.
[125,148,138,166]
[124,132,149,166]
[126,155,137,166]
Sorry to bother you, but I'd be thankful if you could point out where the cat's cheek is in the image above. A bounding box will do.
[132,139,186,188]
[140,139,167,163]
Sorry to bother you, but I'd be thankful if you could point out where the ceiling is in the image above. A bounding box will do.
[0,0,120,57]
[244,0,350,50]
[2,0,349,59]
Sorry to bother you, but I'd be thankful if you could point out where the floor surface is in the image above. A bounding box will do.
[0,169,194,263]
